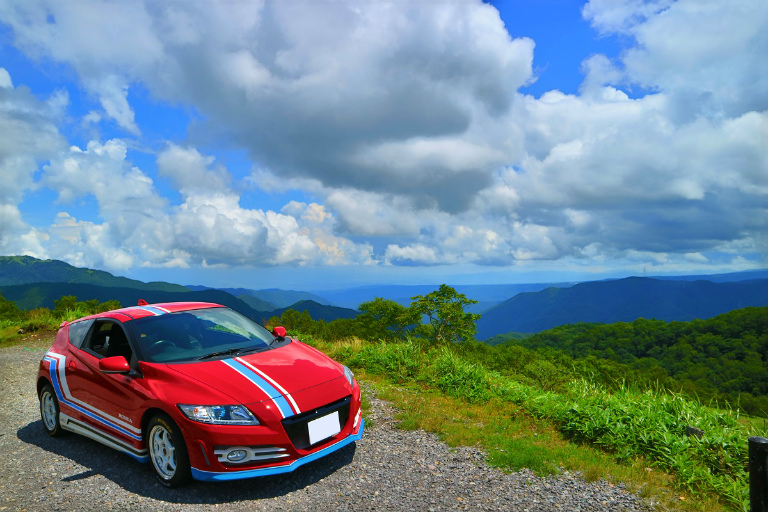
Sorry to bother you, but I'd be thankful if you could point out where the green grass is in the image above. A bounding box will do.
[311,338,761,511]
[0,307,92,346]
[0,319,54,346]
[362,373,719,511]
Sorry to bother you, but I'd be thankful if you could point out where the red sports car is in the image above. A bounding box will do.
[37,301,364,487]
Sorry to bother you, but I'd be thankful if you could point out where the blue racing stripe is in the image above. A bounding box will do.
[136,306,167,316]
[44,357,143,441]
[223,359,294,418]
[191,419,364,481]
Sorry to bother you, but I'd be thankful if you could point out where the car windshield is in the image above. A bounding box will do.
[129,307,280,363]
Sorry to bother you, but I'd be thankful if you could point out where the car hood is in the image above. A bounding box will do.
[165,340,345,405]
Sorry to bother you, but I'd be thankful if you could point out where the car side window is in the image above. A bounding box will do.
[82,321,134,362]
[68,319,95,348]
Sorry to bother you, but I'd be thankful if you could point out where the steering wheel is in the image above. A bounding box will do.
[147,339,175,354]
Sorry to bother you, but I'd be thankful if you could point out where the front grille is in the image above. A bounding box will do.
[282,395,351,450]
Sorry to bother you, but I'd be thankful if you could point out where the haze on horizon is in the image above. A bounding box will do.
[0,0,766,290]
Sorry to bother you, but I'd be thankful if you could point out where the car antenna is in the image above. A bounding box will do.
[138,299,148,306]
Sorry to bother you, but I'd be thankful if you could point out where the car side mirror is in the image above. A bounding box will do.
[272,326,287,339]
[99,356,131,374]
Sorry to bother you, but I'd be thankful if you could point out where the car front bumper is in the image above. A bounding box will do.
[190,418,364,481]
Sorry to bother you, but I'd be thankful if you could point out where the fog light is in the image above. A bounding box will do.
[227,449,247,462]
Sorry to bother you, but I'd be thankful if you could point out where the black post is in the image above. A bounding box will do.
[750,436,768,512]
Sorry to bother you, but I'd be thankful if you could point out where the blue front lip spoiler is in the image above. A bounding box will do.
[190,418,365,481]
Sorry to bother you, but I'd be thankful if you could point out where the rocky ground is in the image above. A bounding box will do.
[0,337,654,511]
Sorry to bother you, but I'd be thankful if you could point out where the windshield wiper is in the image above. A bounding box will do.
[238,345,266,354]
[197,345,266,360]
[198,348,243,360]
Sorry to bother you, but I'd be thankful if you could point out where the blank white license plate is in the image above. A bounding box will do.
[308,411,341,445]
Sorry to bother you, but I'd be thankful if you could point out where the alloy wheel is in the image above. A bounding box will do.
[40,389,57,431]
[149,424,177,480]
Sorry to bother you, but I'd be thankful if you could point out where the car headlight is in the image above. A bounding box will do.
[342,365,355,387]
[177,404,260,425]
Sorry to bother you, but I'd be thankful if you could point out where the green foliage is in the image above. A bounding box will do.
[409,284,480,345]
[1,293,122,344]
[0,294,23,321]
[52,295,117,319]
[448,341,675,398]
[351,339,425,382]
[302,309,768,509]
[271,284,482,347]
[333,338,756,510]
[52,295,79,317]
[511,308,768,417]
[356,297,416,342]
[548,382,749,507]
[278,309,315,333]
[96,300,121,313]
[483,331,533,346]
[7,294,120,323]
[431,348,496,402]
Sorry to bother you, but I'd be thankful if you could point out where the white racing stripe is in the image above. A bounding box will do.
[45,351,142,437]
[235,357,301,414]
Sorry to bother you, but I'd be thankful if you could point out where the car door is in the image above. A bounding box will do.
[64,319,148,447]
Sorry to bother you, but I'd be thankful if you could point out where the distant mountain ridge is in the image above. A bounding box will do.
[269,300,358,322]
[0,282,268,319]
[0,256,358,324]
[0,256,187,292]
[650,269,768,282]
[315,283,576,310]
[235,294,278,312]
[476,277,768,339]
[3,255,766,339]
[186,285,333,308]
[0,282,360,325]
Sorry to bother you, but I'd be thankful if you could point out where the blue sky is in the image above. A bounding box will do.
[0,0,766,290]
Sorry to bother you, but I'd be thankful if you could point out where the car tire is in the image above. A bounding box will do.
[40,383,65,437]
[147,414,191,488]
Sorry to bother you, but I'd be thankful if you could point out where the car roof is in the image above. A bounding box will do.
[68,302,225,324]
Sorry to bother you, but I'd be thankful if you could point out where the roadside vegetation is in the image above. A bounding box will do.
[265,290,765,512]
[0,293,119,346]
[512,310,768,418]
[1,287,765,510]
[307,336,763,512]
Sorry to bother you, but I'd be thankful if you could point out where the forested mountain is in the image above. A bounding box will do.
[653,269,768,282]
[315,283,573,310]
[186,285,333,308]
[269,300,359,322]
[0,256,187,292]
[506,307,768,414]
[476,277,768,339]
[235,294,278,312]
[0,257,357,323]
[0,282,269,319]
[0,282,360,326]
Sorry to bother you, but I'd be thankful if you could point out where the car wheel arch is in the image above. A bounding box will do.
[141,406,176,438]
[37,377,53,398]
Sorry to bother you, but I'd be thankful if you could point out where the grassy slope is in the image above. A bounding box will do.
[305,336,763,512]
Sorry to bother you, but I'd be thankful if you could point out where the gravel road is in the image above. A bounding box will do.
[1,337,655,511]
